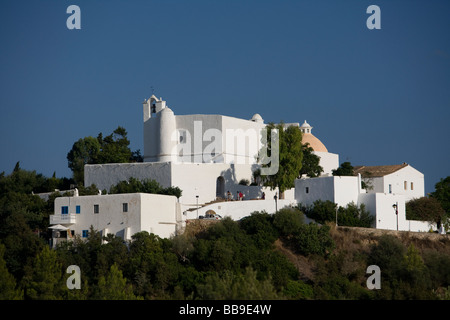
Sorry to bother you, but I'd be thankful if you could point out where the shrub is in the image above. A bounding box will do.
[290,224,334,257]
[273,207,304,236]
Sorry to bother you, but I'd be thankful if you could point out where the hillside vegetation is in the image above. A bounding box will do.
[1,165,450,300]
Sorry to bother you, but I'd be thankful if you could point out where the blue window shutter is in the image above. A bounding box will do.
[61,206,68,214]
[76,205,81,214]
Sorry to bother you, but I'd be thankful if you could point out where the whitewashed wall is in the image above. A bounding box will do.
[314,151,339,176]
[358,193,436,232]
[85,162,172,191]
[295,176,361,208]
[183,199,297,221]
[52,193,179,240]
[382,165,425,202]
[363,165,425,202]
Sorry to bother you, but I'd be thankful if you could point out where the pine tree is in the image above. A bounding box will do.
[95,263,140,300]
[24,246,64,299]
[0,244,23,299]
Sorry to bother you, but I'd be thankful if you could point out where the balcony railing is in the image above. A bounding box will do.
[50,213,77,225]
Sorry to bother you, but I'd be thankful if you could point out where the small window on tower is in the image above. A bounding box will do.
[411,182,414,190]
[306,187,309,194]
[179,130,187,144]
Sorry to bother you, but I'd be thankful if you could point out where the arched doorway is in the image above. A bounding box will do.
[216,176,225,199]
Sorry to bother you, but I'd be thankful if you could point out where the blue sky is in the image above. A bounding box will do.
[1,0,449,194]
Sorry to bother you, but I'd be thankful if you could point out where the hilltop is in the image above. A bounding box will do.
[185,217,450,300]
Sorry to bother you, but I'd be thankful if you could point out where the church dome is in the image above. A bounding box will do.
[300,120,328,152]
[250,113,264,123]
[302,133,328,152]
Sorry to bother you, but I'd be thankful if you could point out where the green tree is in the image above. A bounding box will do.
[196,267,280,300]
[337,202,375,228]
[403,244,425,273]
[95,263,140,300]
[431,176,450,228]
[301,200,337,225]
[283,279,314,300]
[24,246,65,300]
[67,126,142,185]
[0,244,23,299]
[300,143,323,178]
[291,223,334,256]
[258,123,303,198]
[239,211,278,249]
[95,126,132,164]
[406,196,446,226]
[273,207,304,236]
[332,162,354,176]
[127,231,180,298]
[109,177,182,199]
[67,136,101,184]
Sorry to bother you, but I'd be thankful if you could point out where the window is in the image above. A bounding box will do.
[404,181,407,190]
[388,184,392,194]
[305,187,309,194]
[123,203,128,213]
[94,204,99,214]
[411,182,414,190]
[82,230,89,238]
[76,205,81,214]
[61,206,69,214]
[179,130,187,144]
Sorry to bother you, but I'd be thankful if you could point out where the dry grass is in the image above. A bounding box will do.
[273,239,315,282]
[329,224,450,256]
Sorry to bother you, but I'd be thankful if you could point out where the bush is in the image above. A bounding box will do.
[238,179,250,186]
[302,200,374,228]
[301,200,337,225]
[283,280,314,300]
[239,211,278,249]
[284,223,334,257]
[337,202,375,228]
[273,207,304,236]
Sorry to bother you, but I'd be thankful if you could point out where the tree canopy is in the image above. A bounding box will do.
[431,176,450,218]
[109,177,182,199]
[332,161,354,176]
[299,143,323,178]
[67,126,142,184]
[406,196,446,226]
[258,123,303,197]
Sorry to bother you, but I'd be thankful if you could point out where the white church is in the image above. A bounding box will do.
[49,95,437,245]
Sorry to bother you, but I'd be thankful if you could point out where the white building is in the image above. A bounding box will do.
[49,192,182,247]
[295,164,435,232]
[85,95,338,206]
[142,95,266,165]
[353,163,425,202]
[49,94,436,241]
